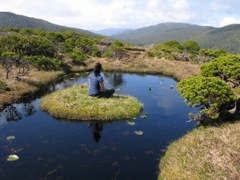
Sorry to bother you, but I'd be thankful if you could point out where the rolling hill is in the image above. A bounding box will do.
[0,12,96,36]
[112,23,240,54]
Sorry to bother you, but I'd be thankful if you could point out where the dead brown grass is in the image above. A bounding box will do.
[0,68,64,109]
[85,52,200,81]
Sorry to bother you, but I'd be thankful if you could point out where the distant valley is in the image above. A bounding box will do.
[90,28,133,36]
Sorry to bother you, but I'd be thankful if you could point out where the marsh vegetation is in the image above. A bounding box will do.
[40,84,143,121]
[0,28,239,179]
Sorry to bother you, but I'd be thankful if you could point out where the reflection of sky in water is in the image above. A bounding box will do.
[0,73,198,180]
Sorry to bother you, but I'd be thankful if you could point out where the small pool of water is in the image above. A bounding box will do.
[0,73,198,179]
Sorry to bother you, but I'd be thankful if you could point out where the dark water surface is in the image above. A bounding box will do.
[0,73,198,180]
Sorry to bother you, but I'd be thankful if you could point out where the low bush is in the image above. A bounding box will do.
[0,80,10,93]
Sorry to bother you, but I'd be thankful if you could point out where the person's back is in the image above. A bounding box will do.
[88,72,103,96]
[88,62,115,98]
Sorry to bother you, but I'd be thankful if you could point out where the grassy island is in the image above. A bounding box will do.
[40,84,143,121]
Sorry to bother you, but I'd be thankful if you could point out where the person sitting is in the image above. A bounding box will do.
[88,62,115,98]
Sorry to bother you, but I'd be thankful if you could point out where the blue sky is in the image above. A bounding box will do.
[0,0,240,30]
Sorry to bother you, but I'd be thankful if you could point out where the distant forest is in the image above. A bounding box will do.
[112,23,240,54]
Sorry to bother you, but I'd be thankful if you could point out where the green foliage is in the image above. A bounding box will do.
[200,62,218,77]
[147,51,155,58]
[0,35,22,53]
[27,56,63,70]
[0,35,55,57]
[148,44,175,60]
[103,51,114,58]
[182,40,200,54]
[0,27,125,77]
[0,52,19,79]
[62,35,100,59]
[199,48,227,59]
[177,76,237,119]
[109,40,125,51]
[147,40,183,60]
[44,31,65,42]
[70,49,88,63]
[20,28,34,35]
[104,40,126,59]
[201,54,240,79]
[0,80,10,93]
[163,40,183,52]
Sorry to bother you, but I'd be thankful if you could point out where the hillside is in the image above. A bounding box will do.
[112,23,240,54]
[0,12,96,36]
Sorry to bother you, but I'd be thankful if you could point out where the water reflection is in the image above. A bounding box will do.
[0,73,199,180]
[0,102,36,121]
[88,122,103,143]
[1,105,22,121]
[21,103,36,116]
[110,74,124,87]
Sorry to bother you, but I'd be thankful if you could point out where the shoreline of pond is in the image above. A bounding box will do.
[0,57,201,110]
[1,57,239,179]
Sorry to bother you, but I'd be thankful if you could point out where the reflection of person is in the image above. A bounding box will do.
[88,62,115,98]
[88,122,103,143]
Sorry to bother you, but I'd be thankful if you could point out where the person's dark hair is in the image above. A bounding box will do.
[94,62,102,76]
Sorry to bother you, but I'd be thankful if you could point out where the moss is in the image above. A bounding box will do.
[40,84,143,121]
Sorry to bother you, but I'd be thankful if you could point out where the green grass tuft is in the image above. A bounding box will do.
[159,121,240,179]
[40,84,143,121]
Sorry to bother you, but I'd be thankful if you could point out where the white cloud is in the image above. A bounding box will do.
[220,17,240,27]
[171,0,189,10]
[0,0,240,30]
[147,0,160,9]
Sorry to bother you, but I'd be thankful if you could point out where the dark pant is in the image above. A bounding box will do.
[98,89,115,98]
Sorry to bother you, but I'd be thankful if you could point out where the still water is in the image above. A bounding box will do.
[0,73,198,180]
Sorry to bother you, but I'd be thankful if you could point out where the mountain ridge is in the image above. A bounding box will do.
[111,22,240,53]
[0,12,96,36]
[1,12,240,53]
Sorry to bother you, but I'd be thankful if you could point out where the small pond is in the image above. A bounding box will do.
[0,73,199,179]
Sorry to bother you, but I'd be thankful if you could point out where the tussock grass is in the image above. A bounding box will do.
[159,121,240,180]
[86,55,200,81]
[40,84,143,121]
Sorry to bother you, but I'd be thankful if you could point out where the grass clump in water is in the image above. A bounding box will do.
[40,84,143,121]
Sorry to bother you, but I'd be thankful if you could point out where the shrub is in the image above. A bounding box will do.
[0,80,10,93]
[103,51,114,58]
[182,40,200,54]
[70,49,88,63]
[199,48,227,59]
[201,54,240,80]
[27,56,63,70]
[177,75,237,119]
